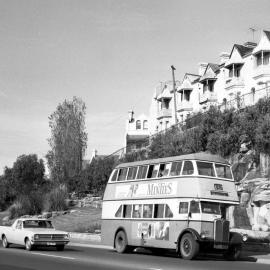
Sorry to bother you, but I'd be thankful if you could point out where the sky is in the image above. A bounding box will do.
[0,0,269,173]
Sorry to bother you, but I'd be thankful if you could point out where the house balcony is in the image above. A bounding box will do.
[224,77,245,91]
[253,65,270,80]
[157,108,172,120]
[199,91,217,104]
[177,100,193,112]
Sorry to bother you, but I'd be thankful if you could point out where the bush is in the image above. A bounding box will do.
[44,186,68,212]
[8,192,44,219]
[9,192,43,219]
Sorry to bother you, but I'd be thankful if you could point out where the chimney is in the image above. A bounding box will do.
[92,149,97,158]
[128,110,134,123]
[219,52,230,65]
[244,41,257,48]
[198,62,208,76]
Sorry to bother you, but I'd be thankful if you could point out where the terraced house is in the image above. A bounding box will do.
[148,29,270,134]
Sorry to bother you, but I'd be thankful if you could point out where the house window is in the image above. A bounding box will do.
[161,99,170,109]
[136,120,141,130]
[143,120,148,130]
[184,91,191,101]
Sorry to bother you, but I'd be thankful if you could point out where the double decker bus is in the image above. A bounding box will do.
[101,152,243,260]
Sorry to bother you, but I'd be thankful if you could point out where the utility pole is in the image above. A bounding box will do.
[171,65,178,124]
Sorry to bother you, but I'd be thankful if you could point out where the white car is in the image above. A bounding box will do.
[0,218,70,251]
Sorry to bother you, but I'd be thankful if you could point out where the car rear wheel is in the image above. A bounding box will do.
[180,233,199,260]
[25,238,33,251]
[2,235,9,248]
[56,245,65,251]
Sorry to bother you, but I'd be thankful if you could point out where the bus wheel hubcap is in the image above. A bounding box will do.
[183,239,191,254]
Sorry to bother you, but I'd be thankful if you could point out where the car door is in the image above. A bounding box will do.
[13,220,24,245]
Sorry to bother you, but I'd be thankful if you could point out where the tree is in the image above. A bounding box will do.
[46,97,87,184]
[12,154,45,195]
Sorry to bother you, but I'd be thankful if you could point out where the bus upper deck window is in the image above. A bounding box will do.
[110,170,118,182]
[118,168,128,181]
[215,164,232,179]
[158,163,171,177]
[170,161,182,176]
[147,164,159,179]
[197,162,215,177]
[136,166,148,179]
[182,161,194,175]
[127,167,138,180]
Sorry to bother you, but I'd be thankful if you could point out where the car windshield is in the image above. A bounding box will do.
[201,202,221,215]
[23,220,54,229]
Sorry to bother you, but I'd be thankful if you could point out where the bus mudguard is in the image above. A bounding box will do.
[176,228,201,253]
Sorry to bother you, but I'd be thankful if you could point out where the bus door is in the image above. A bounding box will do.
[187,200,201,233]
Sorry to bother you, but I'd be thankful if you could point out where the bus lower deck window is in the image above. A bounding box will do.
[179,202,188,214]
[132,204,142,218]
[143,204,153,218]
[123,205,132,218]
[154,204,164,218]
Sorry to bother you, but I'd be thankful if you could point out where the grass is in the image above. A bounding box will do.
[51,206,102,233]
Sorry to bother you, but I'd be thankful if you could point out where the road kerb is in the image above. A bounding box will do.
[68,242,113,250]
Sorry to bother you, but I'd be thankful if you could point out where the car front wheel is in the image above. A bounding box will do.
[56,245,65,251]
[25,238,33,251]
[2,235,9,248]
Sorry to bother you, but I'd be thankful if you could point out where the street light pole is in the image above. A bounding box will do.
[171,65,178,124]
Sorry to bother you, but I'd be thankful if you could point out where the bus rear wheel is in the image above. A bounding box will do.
[114,230,130,254]
[179,233,199,260]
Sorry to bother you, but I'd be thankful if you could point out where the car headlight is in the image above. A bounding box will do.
[64,234,70,240]
[34,234,40,240]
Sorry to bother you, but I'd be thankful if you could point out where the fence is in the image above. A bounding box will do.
[105,85,270,160]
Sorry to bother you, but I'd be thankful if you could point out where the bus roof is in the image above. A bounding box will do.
[116,152,229,168]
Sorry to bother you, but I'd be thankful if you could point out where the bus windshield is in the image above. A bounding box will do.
[201,202,221,215]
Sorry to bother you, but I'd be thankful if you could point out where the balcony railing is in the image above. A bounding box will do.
[225,77,245,90]
[177,100,193,112]
[253,65,270,80]
[199,91,217,104]
[157,108,172,119]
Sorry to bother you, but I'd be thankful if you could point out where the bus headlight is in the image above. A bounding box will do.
[201,230,210,239]
[242,234,248,242]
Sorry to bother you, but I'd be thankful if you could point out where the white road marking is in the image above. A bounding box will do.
[31,252,75,260]
[148,268,163,270]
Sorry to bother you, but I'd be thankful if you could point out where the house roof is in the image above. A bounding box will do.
[234,44,253,57]
[199,63,219,82]
[253,30,270,55]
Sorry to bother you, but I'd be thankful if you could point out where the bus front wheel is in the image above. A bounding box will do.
[114,230,130,254]
[179,233,199,260]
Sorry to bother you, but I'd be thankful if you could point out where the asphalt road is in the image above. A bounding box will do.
[0,243,269,270]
